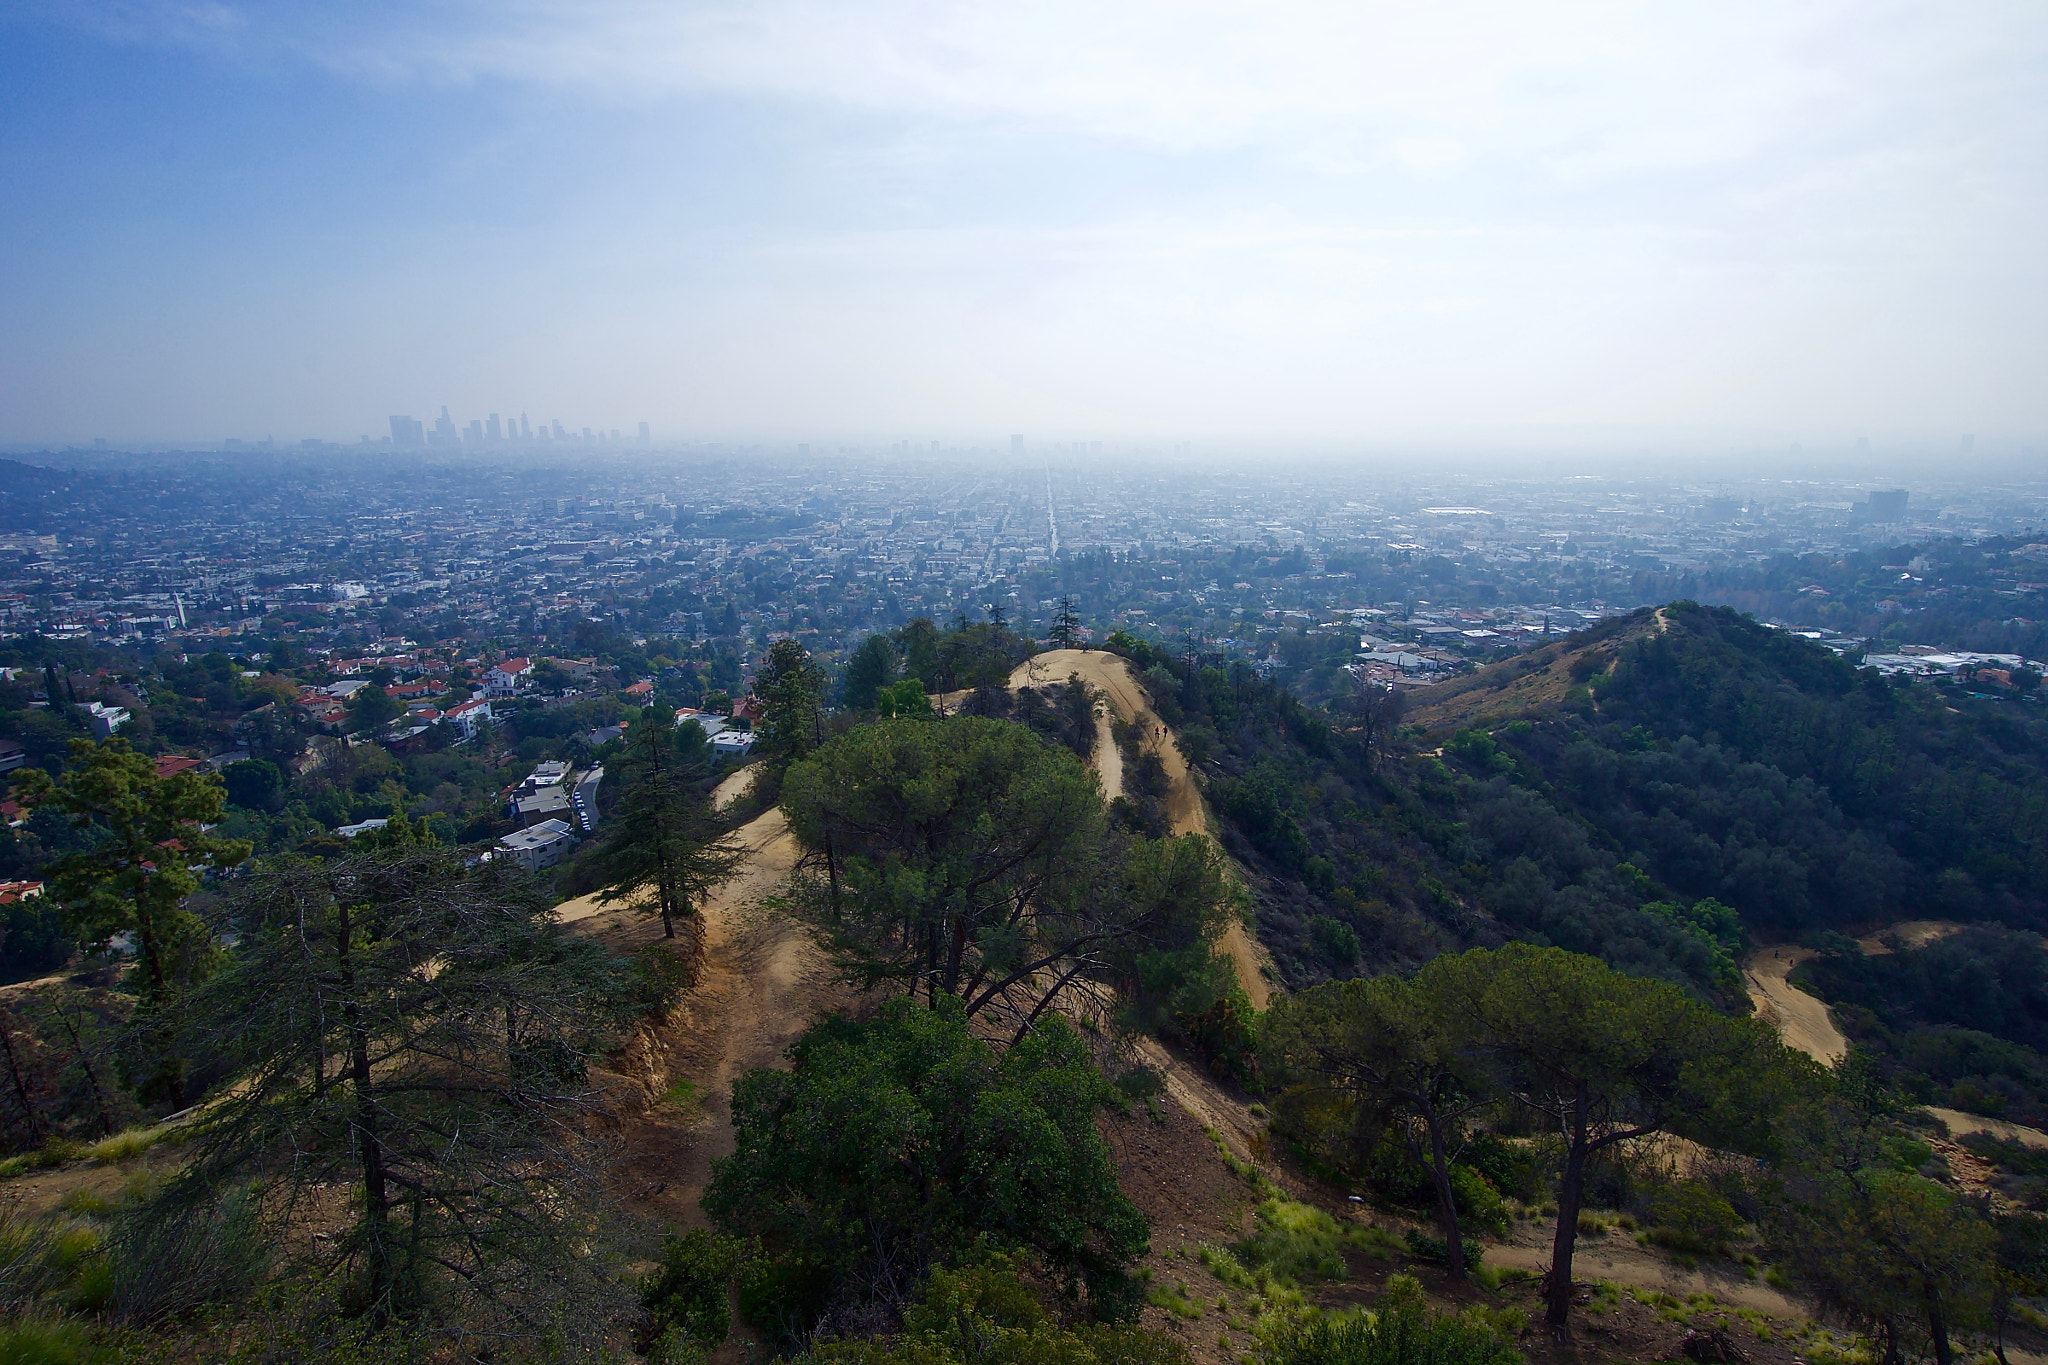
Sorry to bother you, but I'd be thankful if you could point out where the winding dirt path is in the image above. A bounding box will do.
[1012,649,1271,1008]
[569,786,847,1230]
[1742,945,1847,1067]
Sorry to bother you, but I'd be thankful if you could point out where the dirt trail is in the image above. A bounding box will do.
[1929,1107,2048,1150]
[1486,1226,1804,1317]
[1856,918,1963,955]
[1742,946,1847,1067]
[1743,926,2048,1152]
[575,803,846,1229]
[1011,649,1271,1009]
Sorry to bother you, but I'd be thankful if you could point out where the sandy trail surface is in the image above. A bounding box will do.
[1928,1107,2048,1149]
[1742,945,1847,1066]
[1486,1226,1805,1317]
[1856,918,1964,955]
[1011,649,1271,1008]
[1743,926,2048,1153]
[568,795,847,1230]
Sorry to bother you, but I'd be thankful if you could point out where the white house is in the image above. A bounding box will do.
[443,698,495,741]
[86,701,131,739]
[711,730,757,762]
[497,818,575,872]
[484,658,533,697]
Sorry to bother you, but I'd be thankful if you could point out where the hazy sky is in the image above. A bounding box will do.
[3,0,2043,446]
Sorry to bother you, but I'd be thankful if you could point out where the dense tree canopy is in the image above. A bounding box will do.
[780,715,1108,1020]
[704,997,1149,1341]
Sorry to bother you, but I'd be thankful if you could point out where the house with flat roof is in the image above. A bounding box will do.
[498,818,575,872]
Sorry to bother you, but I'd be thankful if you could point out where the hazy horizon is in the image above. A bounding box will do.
[4,1,2044,447]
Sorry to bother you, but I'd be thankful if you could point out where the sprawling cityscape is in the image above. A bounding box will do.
[0,439,2037,858]
[6,445,2042,671]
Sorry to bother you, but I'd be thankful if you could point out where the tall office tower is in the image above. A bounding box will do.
[487,413,502,441]
[583,427,594,442]
[1867,489,1910,522]
[388,416,424,447]
[638,422,651,445]
[1011,434,1024,457]
[521,413,531,439]
[434,406,458,444]
[552,420,566,440]
[466,419,484,445]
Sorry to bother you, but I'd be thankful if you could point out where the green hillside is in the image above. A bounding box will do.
[1154,602,2048,998]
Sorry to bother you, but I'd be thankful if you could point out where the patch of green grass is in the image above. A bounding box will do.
[1195,1245,1305,1313]
[1234,1198,1393,1283]
[664,1078,703,1114]
[84,1128,164,1163]
[0,1142,80,1179]
[1473,1264,1536,1292]
[0,1124,181,1180]
[56,1189,112,1217]
[0,1318,94,1364]
[1147,1280,1203,1320]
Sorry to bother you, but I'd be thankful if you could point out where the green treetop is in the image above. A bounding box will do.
[593,720,745,943]
[17,738,250,1003]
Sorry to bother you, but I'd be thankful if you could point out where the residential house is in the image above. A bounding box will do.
[497,818,575,872]
[442,698,495,741]
[485,658,534,696]
[85,701,131,739]
[712,730,758,762]
[509,760,575,826]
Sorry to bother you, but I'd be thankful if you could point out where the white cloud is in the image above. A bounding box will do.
[12,0,2045,437]
[69,0,2048,183]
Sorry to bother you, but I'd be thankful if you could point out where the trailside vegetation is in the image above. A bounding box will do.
[703,997,1150,1343]
[780,715,1240,1039]
[16,737,250,1106]
[170,848,639,1335]
[591,716,745,943]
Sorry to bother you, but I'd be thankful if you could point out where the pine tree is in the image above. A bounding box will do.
[1050,594,1081,649]
[594,724,745,943]
[16,738,251,1106]
[176,849,636,1331]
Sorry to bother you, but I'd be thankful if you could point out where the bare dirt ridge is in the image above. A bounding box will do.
[1011,649,1272,1009]
[1741,945,1847,1067]
[1855,918,1963,955]
[570,800,848,1232]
